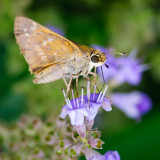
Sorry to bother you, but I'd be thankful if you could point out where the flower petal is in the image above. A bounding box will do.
[67,109,85,126]
[111,92,152,119]
[105,151,120,160]
[85,103,101,121]
[101,97,112,111]
[60,105,68,119]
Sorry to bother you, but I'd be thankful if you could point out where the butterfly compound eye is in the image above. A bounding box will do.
[91,55,99,63]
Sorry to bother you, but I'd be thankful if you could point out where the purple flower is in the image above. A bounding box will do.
[104,151,120,160]
[60,82,112,126]
[88,150,120,160]
[111,92,152,119]
[84,83,112,121]
[84,148,102,160]
[46,25,65,36]
[93,45,148,86]
[60,88,89,126]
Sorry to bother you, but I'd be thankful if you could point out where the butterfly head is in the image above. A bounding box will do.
[90,49,107,67]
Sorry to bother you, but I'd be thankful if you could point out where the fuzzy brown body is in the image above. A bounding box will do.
[14,17,106,84]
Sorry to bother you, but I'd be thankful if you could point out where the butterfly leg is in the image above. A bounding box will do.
[87,80,91,108]
[63,78,68,88]
[67,76,73,95]
[89,68,100,92]
[89,67,97,90]
[62,76,73,107]
[84,75,91,107]
[72,72,81,98]
[63,76,73,98]
[76,77,79,97]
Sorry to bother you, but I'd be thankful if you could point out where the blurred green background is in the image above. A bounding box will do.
[0,0,160,159]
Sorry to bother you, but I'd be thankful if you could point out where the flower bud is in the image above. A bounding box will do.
[88,139,104,149]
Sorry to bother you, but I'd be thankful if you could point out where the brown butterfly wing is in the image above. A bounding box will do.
[14,17,87,84]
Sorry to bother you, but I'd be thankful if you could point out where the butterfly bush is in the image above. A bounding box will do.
[92,45,152,120]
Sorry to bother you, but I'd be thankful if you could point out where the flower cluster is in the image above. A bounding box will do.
[0,81,119,160]
[59,82,114,159]
[94,47,148,86]
[60,81,112,126]
[92,45,152,120]
[0,114,120,160]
